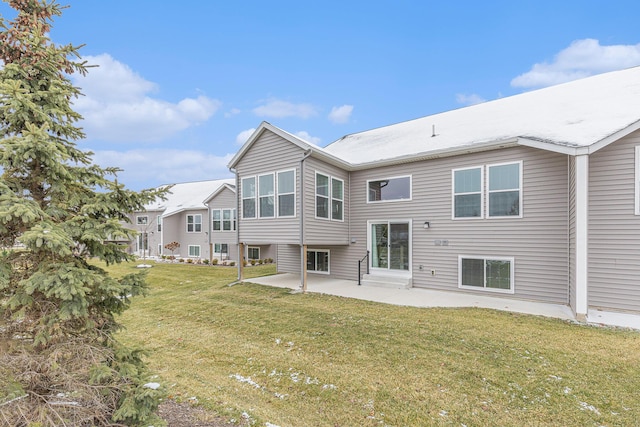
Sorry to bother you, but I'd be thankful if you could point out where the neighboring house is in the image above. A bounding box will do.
[128,179,235,261]
[228,66,640,320]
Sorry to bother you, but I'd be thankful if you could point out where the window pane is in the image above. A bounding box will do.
[455,194,482,217]
[278,170,295,193]
[279,194,295,216]
[461,258,484,287]
[489,163,519,191]
[486,260,511,289]
[307,251,317,271]
[332,178,343,200]
[489,191,520,216]
[259,174,274,196]
[316,174,329,196]
[242,177,255,197]
[317,251,329,272]
[260,196,274,217]
[368,177,410,201]
[243,199,255,218]
[332,199,343,221]
[316,196,329,218]
[454,168,481,193]
[213,210,221,220]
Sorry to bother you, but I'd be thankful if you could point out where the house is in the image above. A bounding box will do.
[128,178,235,261]
[228,66,640,321]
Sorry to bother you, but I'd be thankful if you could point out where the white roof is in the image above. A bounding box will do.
[324,66,640,165]
[145,179,235,217]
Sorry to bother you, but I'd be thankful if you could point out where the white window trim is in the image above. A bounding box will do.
[188,245,201,258]
[366,175,412,204]
[635,146,640,215]
[241,176,257,220]
[277,169,296,218]
[307,249,330,275]
[214,243,229,254]
[248,246,260,260]
[258,173,275,218]
[315,171,344,221]
[458,255,515,294]
[136,215,149,225]
[186,214,202,233]
[452,166,484,220]
[212,208,236,232]
[487,160,523,219]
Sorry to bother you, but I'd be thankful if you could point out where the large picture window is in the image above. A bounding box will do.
[248,247,260,260]
[278,170,295,217]
[186,214,202,232]
[242,177,256,219]
[307,250,329,274]
[453,167,483,218]
[459,256,514,293]
[367,176,411,202]
[258,173,275,218]
[488,162,521,217]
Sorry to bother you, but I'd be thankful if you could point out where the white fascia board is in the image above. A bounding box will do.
[586,119,640,154]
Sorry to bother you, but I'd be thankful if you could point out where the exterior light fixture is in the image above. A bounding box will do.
[423,221,430,229]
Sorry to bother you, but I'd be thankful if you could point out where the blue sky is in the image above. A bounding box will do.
[2,0,640,190]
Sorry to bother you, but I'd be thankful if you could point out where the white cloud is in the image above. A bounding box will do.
[236,128,256,145]
[455,93,486,106]
[295,131,321,145]
[225,108,242,118]
[253,98,318,119]
[72,54,221,142]
[93,149,234,190]
[328,104,354,124]
[511,39,640,89]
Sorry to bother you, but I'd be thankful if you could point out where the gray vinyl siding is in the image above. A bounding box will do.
[303,157,350,245]
[128,211,162,257]
[208,187,238,261]
[164,209,210,259]
[277,244,300,274]
[588,131,640,312]
[568,156,577,312]
[329,146,569,303]
[235,130,302,244]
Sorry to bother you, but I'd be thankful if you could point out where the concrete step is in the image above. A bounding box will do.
[361,273,412,289]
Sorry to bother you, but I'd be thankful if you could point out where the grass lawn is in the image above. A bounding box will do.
[107,261,640,426]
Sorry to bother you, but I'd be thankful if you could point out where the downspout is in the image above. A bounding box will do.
[299,149,312,291]
[230,166,241,281]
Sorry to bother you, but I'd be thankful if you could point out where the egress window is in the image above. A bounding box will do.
[367,176,411,202]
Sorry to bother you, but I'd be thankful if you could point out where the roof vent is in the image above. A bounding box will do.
[431,124,437,137]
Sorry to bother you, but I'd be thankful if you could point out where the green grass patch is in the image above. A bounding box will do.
[107,261,640,426]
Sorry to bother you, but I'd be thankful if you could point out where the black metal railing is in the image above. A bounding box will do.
[357,250,370,286]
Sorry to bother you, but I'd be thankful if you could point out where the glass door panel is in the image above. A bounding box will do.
[370,223,388,269]
[389,222,409,270]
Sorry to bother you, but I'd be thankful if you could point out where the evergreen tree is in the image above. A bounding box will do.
[0,1,167,425]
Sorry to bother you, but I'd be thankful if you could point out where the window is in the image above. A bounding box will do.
[188,245,201,257]
[453,162,522,219]
[213,209,236,231]
[248,247,260,260]
[214,243,229,254]
[307,250,329,274]
[158,244,162,255]
[488,162,521,217]
[242,177,256,219]
[316,172,343,221]
[278,170,295,217]
[459,256,514,293]
[186,214,202,232]
[453,167,483,218]
[367,176,411,202]
[258,173,275,218]
[157,216,162,232]
[136,215,148,225]
[316,173,329,218]
[636,145,640,215]
[332,178,344,221]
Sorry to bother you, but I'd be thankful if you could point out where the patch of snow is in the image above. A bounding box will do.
[265,423,281,427]
[143,382,161,390]
[230,374,261,389]
[136,264,153,268]
[579,401,601,415]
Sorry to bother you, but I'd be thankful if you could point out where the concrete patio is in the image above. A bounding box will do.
[245,273,640,330]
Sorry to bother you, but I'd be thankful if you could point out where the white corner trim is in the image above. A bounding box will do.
[574,155,589,316]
